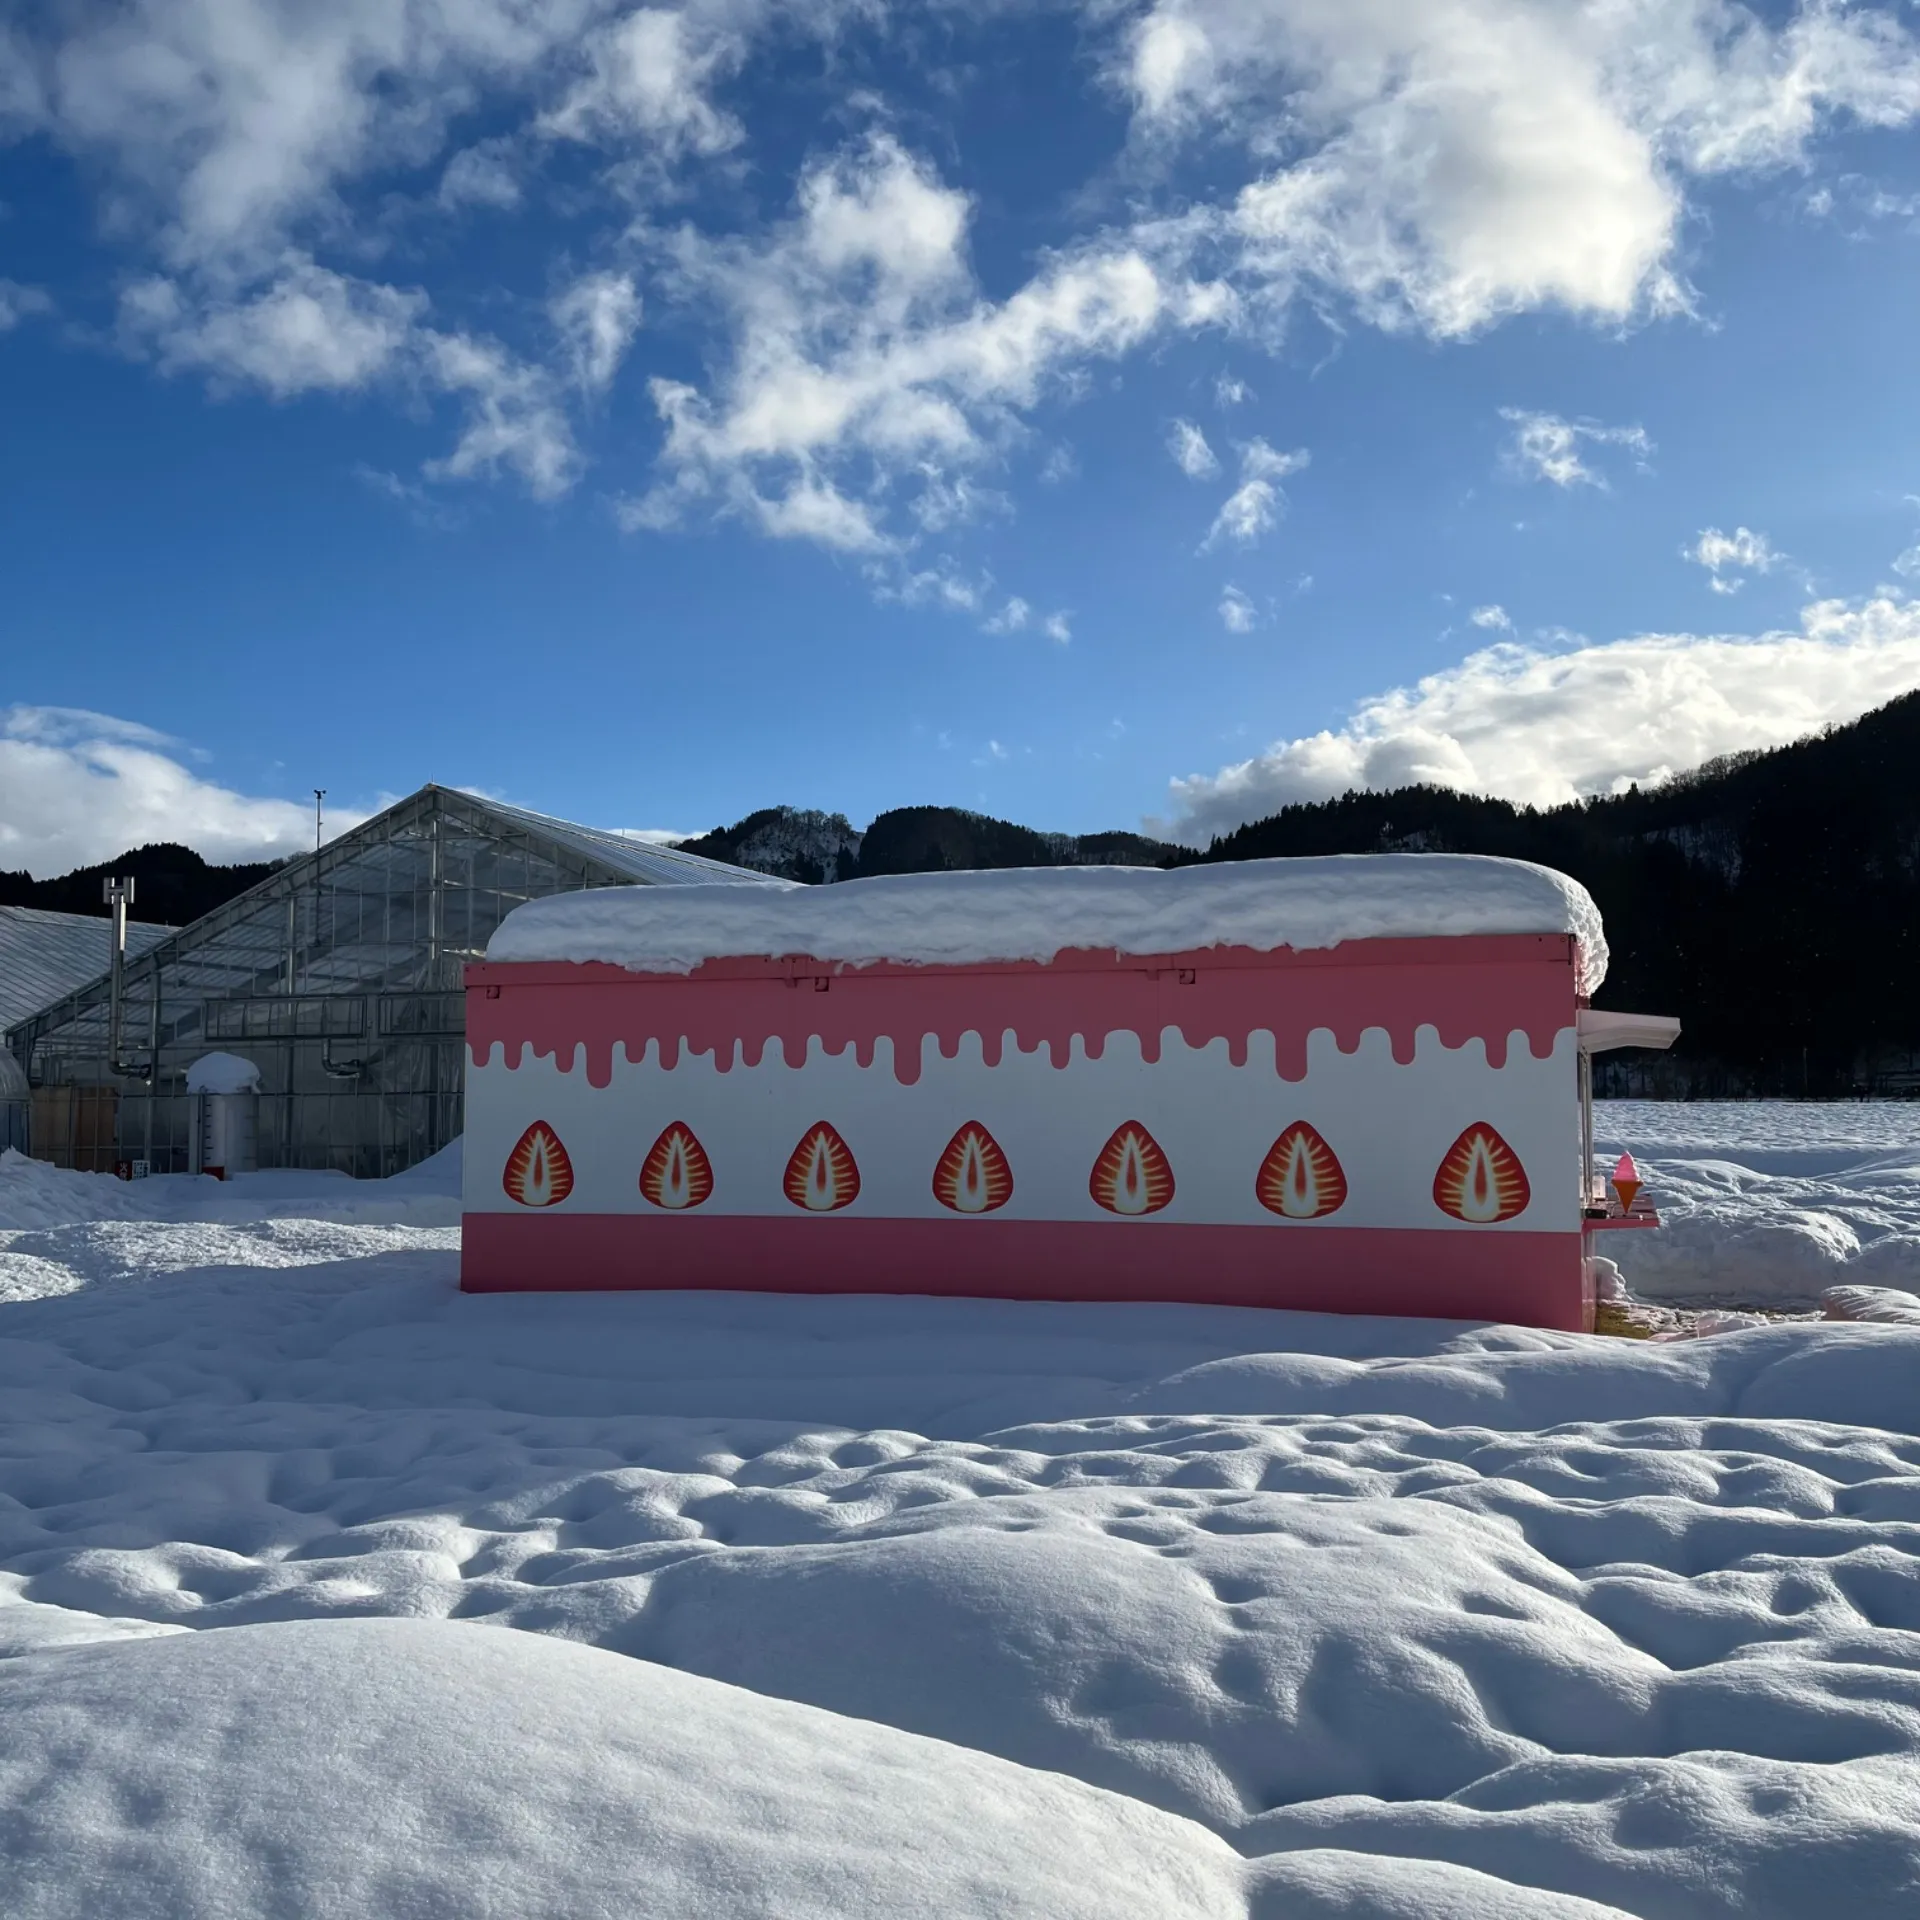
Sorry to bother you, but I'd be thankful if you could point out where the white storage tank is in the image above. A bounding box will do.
[185,1052,261,1178]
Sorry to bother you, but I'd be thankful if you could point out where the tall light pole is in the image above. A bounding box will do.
[103,875,134,1074]
[314,790,326,854]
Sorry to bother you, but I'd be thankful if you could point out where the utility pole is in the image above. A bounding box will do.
[314,789,326,853]
[103,875,134,1073]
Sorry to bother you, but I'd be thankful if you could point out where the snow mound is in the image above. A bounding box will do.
[489,853,1608,989]
[0,1616,1250,1920]
[1823,1284,1920,1325]
[183,1051,261,1095]
[1596,1102,1920,1305]
[0,1146,459,1236]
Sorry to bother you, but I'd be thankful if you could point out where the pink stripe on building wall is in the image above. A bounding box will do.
[460,1211,1594,1331]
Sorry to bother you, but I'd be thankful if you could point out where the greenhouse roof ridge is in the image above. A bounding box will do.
[4,785,776,1046]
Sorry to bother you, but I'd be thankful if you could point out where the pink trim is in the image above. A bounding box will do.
[460,1213,1593,1332]
[466,933,1577,1089]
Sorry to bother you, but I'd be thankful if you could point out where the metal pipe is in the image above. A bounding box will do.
[145,958,161,1166]
[1579,1049,1596,1213]
[103,876,146,1079]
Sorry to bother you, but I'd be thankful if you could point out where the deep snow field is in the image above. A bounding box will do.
[2,1103,1919,1918]
[1597,1099,1920,1307]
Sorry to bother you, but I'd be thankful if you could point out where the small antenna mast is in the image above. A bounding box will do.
[314,789,326,854]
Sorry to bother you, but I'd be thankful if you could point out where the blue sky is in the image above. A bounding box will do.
[5,1,1920,874]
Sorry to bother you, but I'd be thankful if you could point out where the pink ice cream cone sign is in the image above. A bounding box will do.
[1610,1153,1642,1215]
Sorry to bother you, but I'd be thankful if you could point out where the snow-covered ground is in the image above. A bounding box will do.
[3,1114,1920,1918]
[1599,1098,1920,1306]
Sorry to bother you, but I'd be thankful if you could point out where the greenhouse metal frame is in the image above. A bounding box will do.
[4,785,774,1177]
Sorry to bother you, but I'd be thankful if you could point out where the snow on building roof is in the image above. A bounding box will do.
[0,905,173,1037]
[487,853,1609,991]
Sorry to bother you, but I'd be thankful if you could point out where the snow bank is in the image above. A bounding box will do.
[489,854,1609,988]
[0,1146,459,1236]
[182,1051,261,1094]
[0,1617,1255,1920]
[1823,1284,1920,1325]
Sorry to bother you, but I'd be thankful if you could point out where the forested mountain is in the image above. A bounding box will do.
[674,805,1171,881]
[683,696,1920,1094]
[1191,692,1920,1095]
[19,692,1920,1094]
[0,843,280,929]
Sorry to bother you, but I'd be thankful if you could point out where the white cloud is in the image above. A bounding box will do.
[1202,436,1308,548]
[0,280,52,330]
[1895,546,1920,580]
[120,260,426,398]
[751,475,890,554]
[1168,417,1219,477]
[22,2,843,277]
[551,270,642,393]
[540,6,746,160]
[1044,611,1072,644]
[32,2,605,274]
[1470,604,1513,630]
[1206,482,1277,547]
[615,828,698,846]
[909,471,1009,534]
[114,257,580,498]
[1499,408,1653,489]
[1240,436,1307,482]
[1116,1,1920,338]
[438,140,526,213]
[0,706,368,877]
[1686,524,1785,594]
[1163,595,1920,842]
[1218,585,1257,632]
[422,332,579,499]
[1214,372,1252,407]
[8,0,1920,575]
[629,132,1176,553]
[985,597,1032,634]
[1038,444,1078,484]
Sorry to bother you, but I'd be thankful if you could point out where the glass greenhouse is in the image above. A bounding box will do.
[3,785,774,1177]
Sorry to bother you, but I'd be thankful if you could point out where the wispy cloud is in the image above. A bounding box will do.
[0,279,52,330]
[1470,604,1513,630]
[1218,586,1257,632]
[1499,409,1653,489]
[551,270,642,395]
[1685,525,1785,595]
[1203,437,1309,549]
[1167,418,1219,478]
[626,132,1181,558]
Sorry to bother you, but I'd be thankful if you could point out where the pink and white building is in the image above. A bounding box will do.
[461,857,1675,1331]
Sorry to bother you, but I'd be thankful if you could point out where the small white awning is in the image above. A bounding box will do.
[1577,1009,1681,1055]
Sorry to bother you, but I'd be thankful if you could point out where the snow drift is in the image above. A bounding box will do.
[6,1106,1920,1917]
